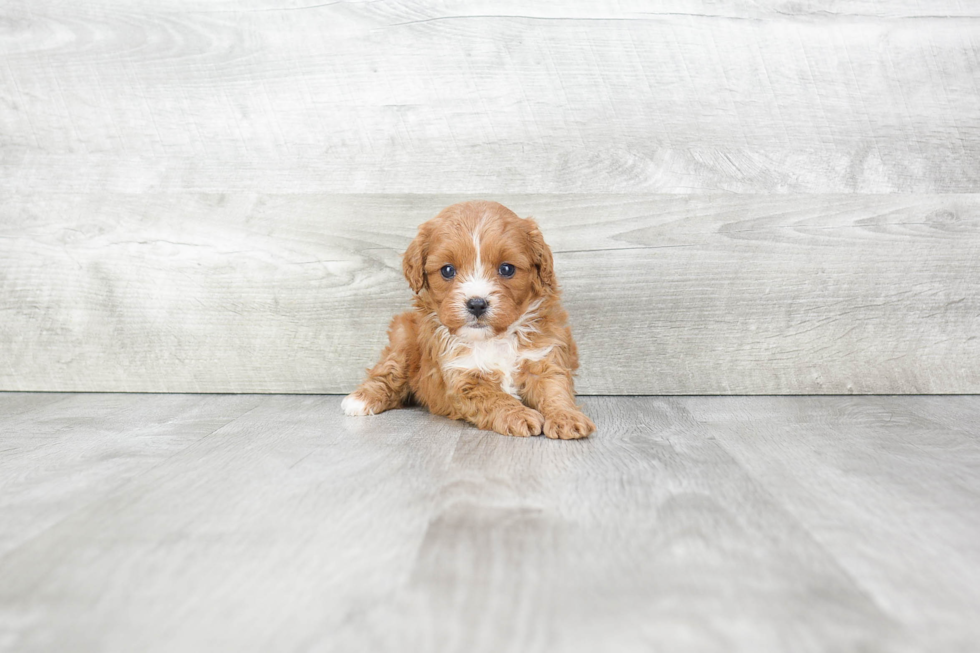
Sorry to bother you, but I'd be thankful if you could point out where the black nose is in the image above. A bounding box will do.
[466,297,489,317]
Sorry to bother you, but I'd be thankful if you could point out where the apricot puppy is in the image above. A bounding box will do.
[342,200,595,439]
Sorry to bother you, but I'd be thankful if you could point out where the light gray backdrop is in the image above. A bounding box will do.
[2,0,978,394]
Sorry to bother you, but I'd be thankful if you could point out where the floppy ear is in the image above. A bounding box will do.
[402,223,431,294]
[525,218,556,291]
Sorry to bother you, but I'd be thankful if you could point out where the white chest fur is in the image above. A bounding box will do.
[443,335,552,398]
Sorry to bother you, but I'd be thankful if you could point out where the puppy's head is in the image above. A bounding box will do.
[403,200,556,341]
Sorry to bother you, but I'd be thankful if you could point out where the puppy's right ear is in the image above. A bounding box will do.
[402,223,431,294]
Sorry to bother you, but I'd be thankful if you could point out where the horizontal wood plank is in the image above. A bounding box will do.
[1,193,977,394]
[2,1,979,193]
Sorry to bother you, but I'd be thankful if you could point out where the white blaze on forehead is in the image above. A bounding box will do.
[473,223,483,269]
[460,216,495,299]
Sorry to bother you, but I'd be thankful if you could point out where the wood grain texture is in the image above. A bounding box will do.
[0,393,262,557]
[2,193,977,394]
[684,396,980,652]
[3,1,979,393]
[336,397,912,653]
[0,394,463,653]
[2,393,979,651]
[2,0,979,194]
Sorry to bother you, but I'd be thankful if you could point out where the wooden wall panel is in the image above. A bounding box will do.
[2,1,979,393]
[2,194,977,394]
[2,1,979,194]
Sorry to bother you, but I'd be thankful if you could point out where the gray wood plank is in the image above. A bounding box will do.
[684,396,980,652]
[3,394,980,652]
[0,395,462,653]
[0,393,262,557]
[2,194,977,394]
[326,397,918,653]
[0,393,75,422]
[2,1,979,194]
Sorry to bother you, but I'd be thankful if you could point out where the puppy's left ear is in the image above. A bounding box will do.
[525,218,556,291]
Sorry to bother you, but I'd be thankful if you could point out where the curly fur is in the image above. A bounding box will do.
[343,200,595,439]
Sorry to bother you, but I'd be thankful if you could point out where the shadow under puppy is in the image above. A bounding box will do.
[343,200,595,439]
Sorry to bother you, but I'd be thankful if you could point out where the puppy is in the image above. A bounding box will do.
[342,200,595,439]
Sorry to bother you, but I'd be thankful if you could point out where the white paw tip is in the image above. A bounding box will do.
[342,395,372,416]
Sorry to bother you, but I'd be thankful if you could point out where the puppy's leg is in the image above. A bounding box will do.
[342,312,417,416]
[449,372,544,437]
[519,359,595,440]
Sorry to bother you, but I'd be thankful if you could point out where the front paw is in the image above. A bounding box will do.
[493,405,545,437]
[342,392,375,416]
[543,408,595,440]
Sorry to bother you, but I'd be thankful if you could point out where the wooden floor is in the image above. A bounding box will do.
[1,394,978,652]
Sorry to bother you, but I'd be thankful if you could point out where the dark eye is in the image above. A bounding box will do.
[440,264,456,280]
[498,263,516,278]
